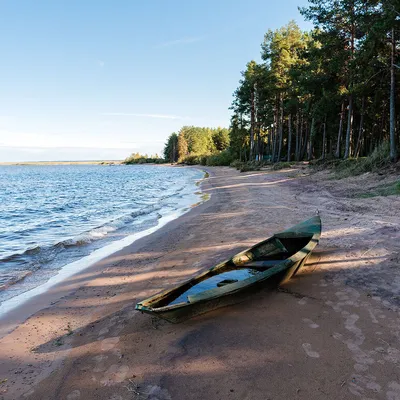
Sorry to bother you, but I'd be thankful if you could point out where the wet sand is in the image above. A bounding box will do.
[0,166,400,400]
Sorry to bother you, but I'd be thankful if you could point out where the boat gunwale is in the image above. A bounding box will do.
[135,216,321,314]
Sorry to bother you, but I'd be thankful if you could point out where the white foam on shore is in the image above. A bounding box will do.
[0,173,209,317]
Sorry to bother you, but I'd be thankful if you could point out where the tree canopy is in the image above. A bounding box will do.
[229,3,399,163]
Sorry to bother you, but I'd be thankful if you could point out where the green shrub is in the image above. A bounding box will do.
[180,154,203,165]
[180,150,234,166]
[353,180,400,198]
[230,160,244,169]
[239,161,265,172]
[228,159,270,172]
[124,157,165,165]
[272,161,295,170]
[204,150,234,166]
[334,142,390,178]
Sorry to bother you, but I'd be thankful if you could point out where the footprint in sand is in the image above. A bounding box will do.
[66,390,81,400]
[302,343,320,358]
[98,327,110,336]
[101,337,120,351]
[108,395,123,400]
[100,364,130,386]
[93,354,108,363]
[143,385,172,400]
[23,389,35,398]
[387,381,400,400]
[302,318,319,328]
[354,363,369,372]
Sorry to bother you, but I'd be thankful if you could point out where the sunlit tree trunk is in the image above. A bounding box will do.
[277,94,284,162]
[272,97,279,162]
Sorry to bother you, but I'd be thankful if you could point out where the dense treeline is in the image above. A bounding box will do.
[123,152,164,164]
[231,0,399,164]
[157,1,399,169]
[163,126,231,165]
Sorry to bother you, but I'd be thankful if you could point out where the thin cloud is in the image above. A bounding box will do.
[0,115,15,124]
[103,113,189,120]
[0,129,138,149]
[155,36,204,48]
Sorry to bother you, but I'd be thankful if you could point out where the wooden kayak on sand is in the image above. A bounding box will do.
[135,216,321,323]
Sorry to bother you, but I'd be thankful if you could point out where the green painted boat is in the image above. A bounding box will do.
[135,216,321,323]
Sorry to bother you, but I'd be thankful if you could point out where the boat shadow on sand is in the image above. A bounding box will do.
[30,246,392,356]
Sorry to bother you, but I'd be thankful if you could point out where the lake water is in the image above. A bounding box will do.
[0,164,204,312]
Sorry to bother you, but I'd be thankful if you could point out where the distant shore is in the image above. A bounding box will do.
[0,166,399,400]
[0,160,123,166]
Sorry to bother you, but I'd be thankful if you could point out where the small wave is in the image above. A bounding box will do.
[0,204,163,290]
[0,245,41,263]
[0,270,34,291]
[59,226,118,248]
[53,205,161,248]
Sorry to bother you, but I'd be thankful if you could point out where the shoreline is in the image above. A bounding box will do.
[0,166,208,336]
[0,166,399,400]
[0,160,123,166]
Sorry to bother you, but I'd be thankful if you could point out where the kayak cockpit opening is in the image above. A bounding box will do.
[147,234,314,308]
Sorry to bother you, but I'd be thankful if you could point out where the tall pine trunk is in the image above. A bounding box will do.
[344,7,355,159]
[322,118,327,159]
[308,117,315,161]
[300,119,309,160]
[355,97,365,158]
[390,27,398,162]
[335,101,345,158]
[298,113,304,161]
[271,126,275,161]
[344,95,353,158]
[287,114,292,162]
[277,95,284,162]
[295,110,300,161]
[249,88,255,160]
[272,98,279,162]
[256,121,262,161]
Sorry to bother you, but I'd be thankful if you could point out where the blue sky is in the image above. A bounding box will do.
[0,0,311,161]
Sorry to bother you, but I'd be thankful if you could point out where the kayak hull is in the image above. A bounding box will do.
[136,216,321,323]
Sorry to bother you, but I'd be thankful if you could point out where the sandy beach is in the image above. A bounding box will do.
[1,165,400,400]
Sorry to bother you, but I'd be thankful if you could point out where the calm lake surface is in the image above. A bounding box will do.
[0,165,203,307]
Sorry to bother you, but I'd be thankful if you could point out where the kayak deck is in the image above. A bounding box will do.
[169,268,260,305]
